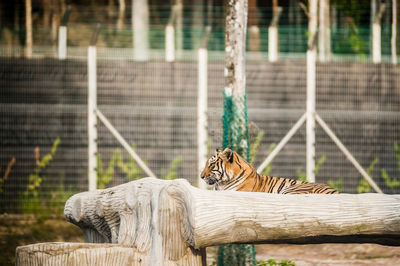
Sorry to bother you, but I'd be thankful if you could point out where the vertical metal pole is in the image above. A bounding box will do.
[175,1,183,59]
[133,0,149,61]
[319,0,331,62]
[58,6,70,60]
[373,4,386,64]
[372,22,381,63]
[392,0,397,64]
[306,0,317,183]
[268,25,278,62]
[268,7,281,63]
[370,0,377,54]
[306,48,316,183]
[58,26,67,60]
[165,25,175,62]
[197,47,208,189]
[88,46,98,191]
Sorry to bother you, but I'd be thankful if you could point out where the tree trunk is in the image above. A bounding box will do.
[223,1,252,263]
[16,178,400,265]
[25,0,32,58]
[248,0,260,55]
[43,0,51,28]
[117,0,126,30]
[51,1,60,46]
[224,0,249,154]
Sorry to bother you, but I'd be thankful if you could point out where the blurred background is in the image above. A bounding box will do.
[0,0,399,215]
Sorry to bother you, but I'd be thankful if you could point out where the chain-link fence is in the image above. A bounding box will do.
[1,2,400,215]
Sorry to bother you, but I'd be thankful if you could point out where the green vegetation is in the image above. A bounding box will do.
[21,137,76,216]
[356,157,378,193]
[162,155,183,180]
[296,155,327,182]
[261,143,276,177]
[356,142,400,193]
[0,157,15,193]
[26,137,60,198]
[380,142,400,190]
[249,130,400,194]
[97,147,183,188]
[250,130,265,165]
[96,147,143,189]
[327,178,343,192]
[257,259,296,266]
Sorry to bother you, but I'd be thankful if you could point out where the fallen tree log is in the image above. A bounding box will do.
[16,177,400,265]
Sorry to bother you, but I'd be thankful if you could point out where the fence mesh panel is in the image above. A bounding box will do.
[0,3,399,216]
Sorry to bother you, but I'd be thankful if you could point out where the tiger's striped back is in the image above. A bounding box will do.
[200,148,338,194]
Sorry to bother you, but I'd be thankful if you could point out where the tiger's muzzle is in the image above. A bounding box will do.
[201,174,218,185]
[206,177,218,185]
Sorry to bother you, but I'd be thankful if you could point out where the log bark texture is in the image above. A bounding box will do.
[16,178,400,265]
[16,243,142,266]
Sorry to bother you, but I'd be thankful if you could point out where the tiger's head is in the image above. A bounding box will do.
[200,147,248,187]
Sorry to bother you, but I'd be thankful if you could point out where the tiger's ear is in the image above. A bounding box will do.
[222,148,234,163]
[216,148,221,153]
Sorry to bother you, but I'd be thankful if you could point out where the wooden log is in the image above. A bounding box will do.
[16,243,143,266]
[17,178,400,265]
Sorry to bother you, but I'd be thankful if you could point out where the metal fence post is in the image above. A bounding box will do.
[58,6,71,60]
[197,26,211,189]
[165,25,175,62]
[392,0,397,64]
[373,4,386,64]
[268,7,282,62]
[133,0,149,61]
[306,0,317,183]
[87,25,100,191]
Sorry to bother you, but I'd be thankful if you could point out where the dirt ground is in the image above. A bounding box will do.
[255,243,400,265]
[2,215,399,266]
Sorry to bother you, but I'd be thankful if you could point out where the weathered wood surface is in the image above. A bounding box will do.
[16,243,142,266]
[17,178,400,265]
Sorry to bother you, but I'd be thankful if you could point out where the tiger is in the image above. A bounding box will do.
[200,147,338,194]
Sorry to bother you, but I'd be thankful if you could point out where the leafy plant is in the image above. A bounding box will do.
[248,129,276,176]
[327,178,343,192]
[0,157,16,193]
[22,137,74,215]
[97,147,183,188]
[380,142,400,190]
[250,130,265,165]
[261,143,276,176]
[48,175,77,216]
[162,155,183,180]
[26,137,60,198]
[381,169,400,189]
[97,147,143,189]
[296,155,326,182]
[257,259,296,266]
[356,157,378,194]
